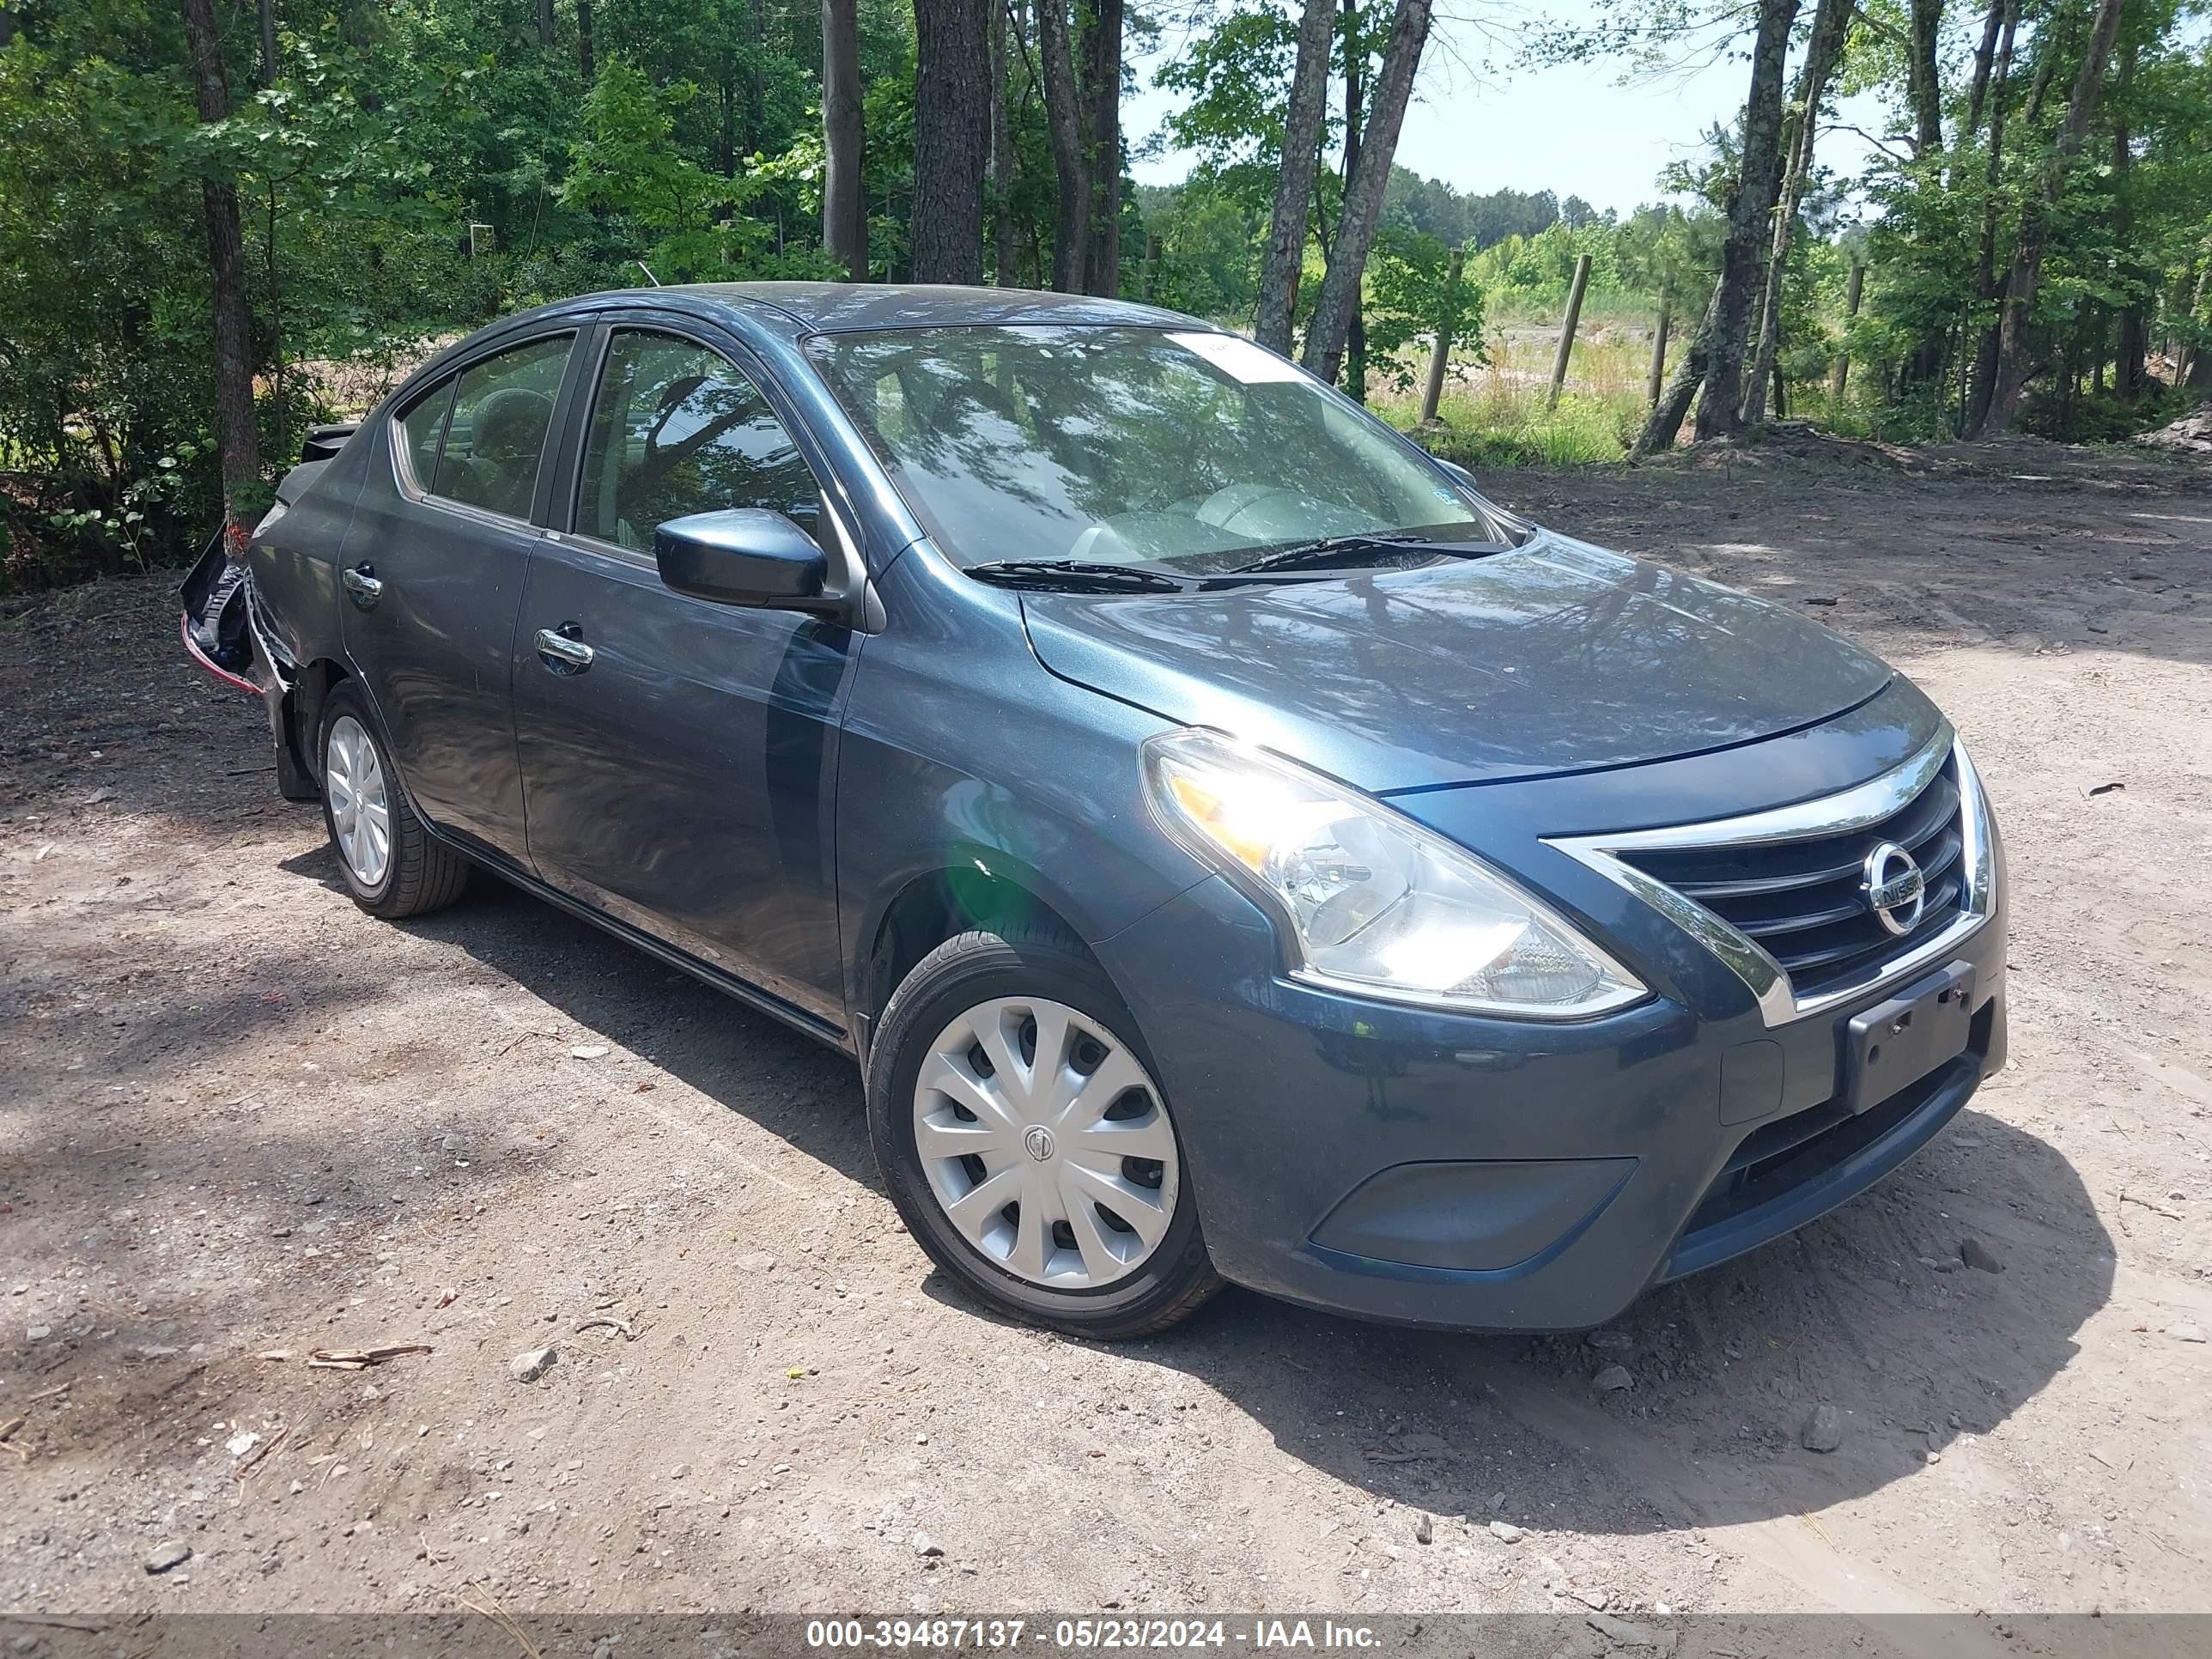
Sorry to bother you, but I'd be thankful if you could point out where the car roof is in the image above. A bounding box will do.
[583,282,1205,337]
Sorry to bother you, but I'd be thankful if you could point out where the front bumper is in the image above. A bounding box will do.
[1096,866,2007,1333]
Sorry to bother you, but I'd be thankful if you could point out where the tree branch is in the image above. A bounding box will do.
[1823,120,1917,161]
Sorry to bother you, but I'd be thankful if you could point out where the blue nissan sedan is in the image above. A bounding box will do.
[182,283,2007,1338]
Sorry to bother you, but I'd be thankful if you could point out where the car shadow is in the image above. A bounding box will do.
[292,849,2113,1541]
[318,854,879,1182]
[1085,1100,2112,1540]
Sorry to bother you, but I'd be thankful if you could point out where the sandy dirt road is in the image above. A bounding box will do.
[2,443,2208,1634]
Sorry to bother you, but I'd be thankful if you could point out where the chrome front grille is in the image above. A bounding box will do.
[1546,730,1996,1028]
[1613,760,1967,1000]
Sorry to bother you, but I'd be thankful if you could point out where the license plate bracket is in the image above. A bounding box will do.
[1840,961,1977,1113]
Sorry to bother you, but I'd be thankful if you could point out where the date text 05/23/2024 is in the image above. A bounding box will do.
[804,1620,1382,1650]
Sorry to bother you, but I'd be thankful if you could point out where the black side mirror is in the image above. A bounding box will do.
[653,508,836,612]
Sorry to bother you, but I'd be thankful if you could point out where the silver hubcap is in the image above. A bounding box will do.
[912,995,1180,1290]
[324,714,392,890]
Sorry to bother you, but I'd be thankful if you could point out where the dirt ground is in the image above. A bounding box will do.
[3,440,2209,1636]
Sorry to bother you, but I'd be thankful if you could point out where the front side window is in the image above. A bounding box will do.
[428,335,572,520]
[806,325,1493,574]
[575,331,820,550]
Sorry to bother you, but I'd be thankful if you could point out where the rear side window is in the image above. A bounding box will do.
[575,330,819,550]
[397,380,454,489]
[428,335,573,520]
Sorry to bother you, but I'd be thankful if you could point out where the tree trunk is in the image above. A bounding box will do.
[1419,246,1465,423]
[1742,0,1850,425]
[745,0,765,154]
[1976,0,2130,438]
[537,0,554,49]
[821,0,866,279]
[264,179,287,466]
[1648,295,1671,405]
[1831,259,1864,398]
[719,70,737,178]
[990,0,1016,285]
[180,0,263,545]
[1339,0,1367,399]
[2111,38,2145,403]
[1960,0,2020,433]
[1965,0,2004,137]
[1034,0,1087,291]
[1893,0,1952,386]
[1906,0,1945,155]
[1966,0,2069,410]
[2185,253,2212,389]
[1638,278,1721,456]
[1674,0,1801,444]
[1255,0,1335,354]
[1079,0,1123,296]
[258,0,278,83]
[913,0,992,283]
[576,0,594,82]
[1302,0,1432,388]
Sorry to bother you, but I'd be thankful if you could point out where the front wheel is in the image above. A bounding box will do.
[867,926,1220,1338]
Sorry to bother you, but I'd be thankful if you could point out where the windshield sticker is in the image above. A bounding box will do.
[1168,331,1307,385]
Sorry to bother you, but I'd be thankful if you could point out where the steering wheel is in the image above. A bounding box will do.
[1194,483,1306,534]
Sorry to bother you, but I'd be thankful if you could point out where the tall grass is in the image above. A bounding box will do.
[1373,320,1658,467]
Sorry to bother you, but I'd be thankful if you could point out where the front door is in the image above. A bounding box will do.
[512,324,859,1028]
[339,331,575,857]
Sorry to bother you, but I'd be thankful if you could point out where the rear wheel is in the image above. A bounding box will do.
[316,684,469,919]
[867,925,1220,1338]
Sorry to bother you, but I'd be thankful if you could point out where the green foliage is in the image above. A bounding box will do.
[556,58,842,283]
[0,0,906,590]
[1362,228,1486,392]
[1155,3,1302,196]
[1139,180,1266,322]
[6,0,2209,591]
[1846,0,2212,439]
[0,4,222,589]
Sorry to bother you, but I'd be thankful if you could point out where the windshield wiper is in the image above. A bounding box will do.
[1221,532,1454,577]
[965,559,1190,593]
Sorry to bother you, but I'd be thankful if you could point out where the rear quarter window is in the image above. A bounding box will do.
[396,379,455,490]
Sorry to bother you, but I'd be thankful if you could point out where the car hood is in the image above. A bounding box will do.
[1017,532,1896,793]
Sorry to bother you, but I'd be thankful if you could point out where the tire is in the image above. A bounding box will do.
[867,923,1222,1339]
[316,682,470,920]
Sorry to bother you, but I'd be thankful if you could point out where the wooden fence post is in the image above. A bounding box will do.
[1646,294,1671,406]
[1547,253,1593,409]
[1419,246,1467,425]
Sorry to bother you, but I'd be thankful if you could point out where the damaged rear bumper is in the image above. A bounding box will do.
[179,533,263,696]
[179,532,319,800]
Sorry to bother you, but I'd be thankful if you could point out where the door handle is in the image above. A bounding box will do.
[341,563,383,611]
[534,623,594,674]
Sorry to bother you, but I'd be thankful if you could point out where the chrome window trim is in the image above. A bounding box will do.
[1545,726,1996,1029]
[390,378,456,501]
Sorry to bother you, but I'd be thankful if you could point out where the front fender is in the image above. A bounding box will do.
[834,550,1210,1025]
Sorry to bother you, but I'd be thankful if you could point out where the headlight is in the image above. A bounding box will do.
[1142,730,1646,1018]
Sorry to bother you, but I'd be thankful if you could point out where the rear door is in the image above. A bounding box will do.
[339,331,580,858]
[512,320,861,1029]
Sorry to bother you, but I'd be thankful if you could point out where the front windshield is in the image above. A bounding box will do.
[806,325,1499,575]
